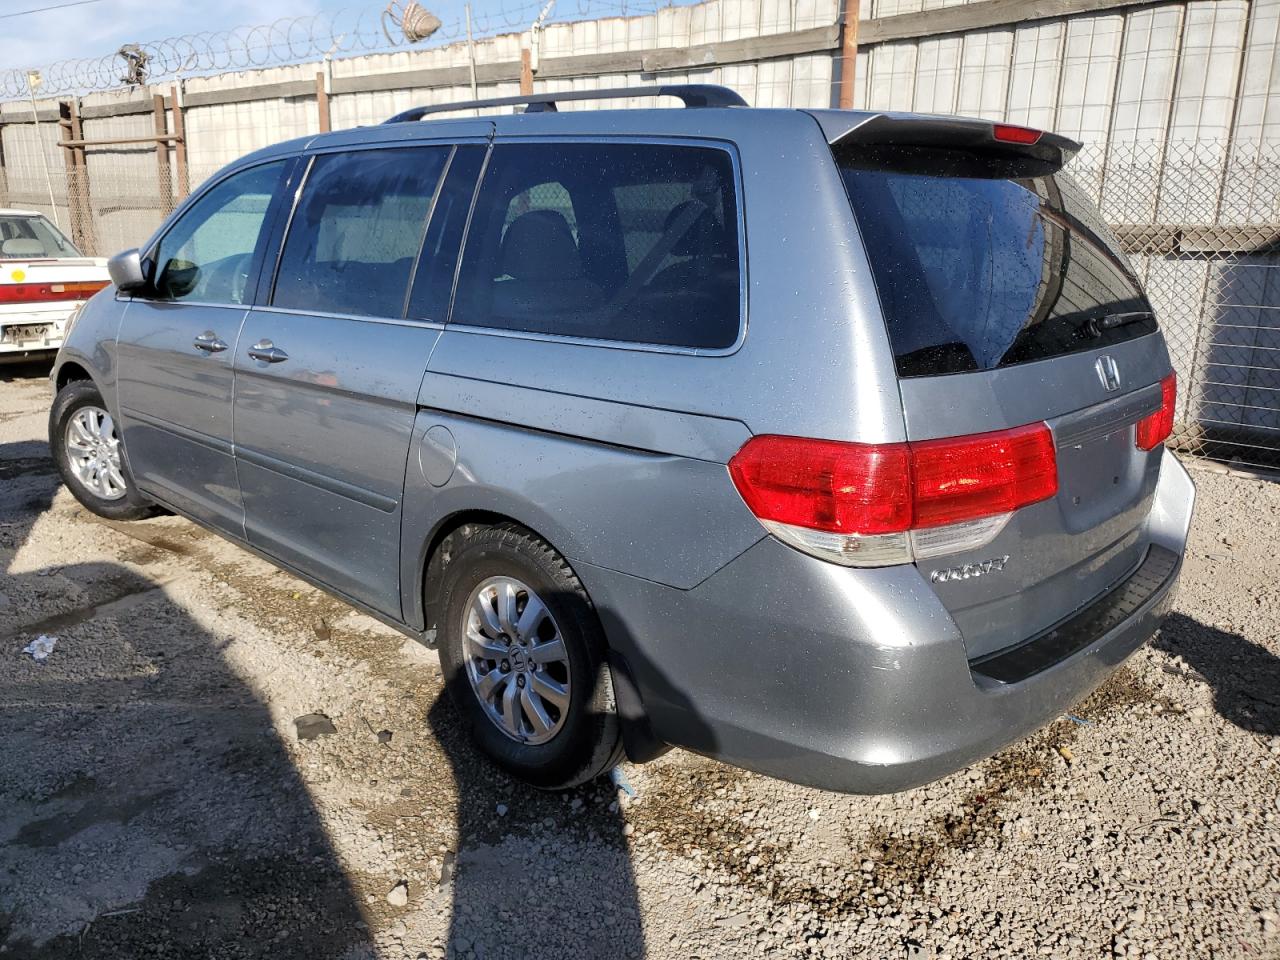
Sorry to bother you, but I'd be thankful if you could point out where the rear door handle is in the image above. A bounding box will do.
[247,339,289,364]
[193,331,228,353]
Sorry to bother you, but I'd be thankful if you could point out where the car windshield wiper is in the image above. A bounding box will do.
[1086,311,1155,338]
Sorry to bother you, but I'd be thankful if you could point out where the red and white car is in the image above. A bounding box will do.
[1,208,109,362]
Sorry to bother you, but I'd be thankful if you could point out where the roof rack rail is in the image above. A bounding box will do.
[383,84,747,124]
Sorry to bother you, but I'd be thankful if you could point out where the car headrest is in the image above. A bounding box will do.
[662,201,731,258]
[1,238,46,257]
[500,210,583,281]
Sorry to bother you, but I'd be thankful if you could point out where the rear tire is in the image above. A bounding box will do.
[437,523,624,790]
[50,380,155,521]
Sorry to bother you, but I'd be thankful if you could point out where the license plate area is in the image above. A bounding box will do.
[1,323,53,345]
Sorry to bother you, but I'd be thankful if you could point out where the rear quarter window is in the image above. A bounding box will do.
[838,147,1156,377]
[451,141,742,350]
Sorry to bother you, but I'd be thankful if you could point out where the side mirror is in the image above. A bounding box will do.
[107,248,148,293]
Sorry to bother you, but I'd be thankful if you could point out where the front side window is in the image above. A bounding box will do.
[452,141,742,350]
[272,147,449,319]
[0,214,80,259]
[151,161,286,304]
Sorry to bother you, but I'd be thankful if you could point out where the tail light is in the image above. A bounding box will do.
[728,423,1058,567]
[0,280,109,305]
[993,123,1043,145]
[1135,373,1176,451]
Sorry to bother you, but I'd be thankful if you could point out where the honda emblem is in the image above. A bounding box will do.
[1095,355,1121,392]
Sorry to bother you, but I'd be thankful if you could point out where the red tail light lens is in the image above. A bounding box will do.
[1135,373,1176,451]
[0,280,109,304]
[727,436,912,535]
[992,123,1043,145]
[910,423,1058,529]
[729,423,1058,537]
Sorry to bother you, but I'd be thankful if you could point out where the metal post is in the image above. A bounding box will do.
[522,1,554,98]
[170,84,189,199]
[25,71,61,229]
[838,0,860,109]
[465,3,479,101]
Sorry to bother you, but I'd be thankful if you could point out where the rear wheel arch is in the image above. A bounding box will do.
[55,360,93,392]
[420,510,519,641]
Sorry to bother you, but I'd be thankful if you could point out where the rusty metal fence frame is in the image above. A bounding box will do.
[2,120,1278,473]
[1072,140,1280,472]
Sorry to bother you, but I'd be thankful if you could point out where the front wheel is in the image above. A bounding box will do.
[437,524,624,790]
[50,380,155,521]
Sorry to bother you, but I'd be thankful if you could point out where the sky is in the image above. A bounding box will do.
[0,0,487,74]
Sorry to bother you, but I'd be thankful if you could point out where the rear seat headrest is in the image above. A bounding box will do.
[500,210,583,281]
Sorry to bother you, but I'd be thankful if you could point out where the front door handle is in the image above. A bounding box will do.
[247,339,289,364]
[193,331,228,353]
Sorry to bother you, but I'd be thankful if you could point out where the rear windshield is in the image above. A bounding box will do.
[838,147,1156,377]
[0,214,81,260]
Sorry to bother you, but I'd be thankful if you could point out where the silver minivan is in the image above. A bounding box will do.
[49,85,1195,793]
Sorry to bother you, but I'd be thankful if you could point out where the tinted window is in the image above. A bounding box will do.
[273,147,449,318]
[838,148,1156,377]
[152,161,285,304]
[406,146,485,323]
[0,214,80,259]
[452,142,741,349]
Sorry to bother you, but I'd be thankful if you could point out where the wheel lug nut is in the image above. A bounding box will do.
[516,675,526,688]
[500,660,510,672]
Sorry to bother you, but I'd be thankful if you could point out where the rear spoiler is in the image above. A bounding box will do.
[808,110,1081,174]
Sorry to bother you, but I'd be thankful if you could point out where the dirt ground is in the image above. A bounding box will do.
[1,360,1278,960]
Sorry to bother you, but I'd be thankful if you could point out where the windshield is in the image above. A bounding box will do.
[838,148,1156,377]
[0,214,82,260]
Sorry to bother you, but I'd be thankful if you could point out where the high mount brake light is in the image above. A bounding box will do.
[0,280,109,305]
[1135,373,1176,451]
[992,123,1043,145]
[728,423,1058,567]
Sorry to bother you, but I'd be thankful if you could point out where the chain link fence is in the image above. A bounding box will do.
[1072,140,1280,472]
[2,132,1278,472]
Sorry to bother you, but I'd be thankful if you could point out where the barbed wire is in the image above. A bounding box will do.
[0,0,663,99]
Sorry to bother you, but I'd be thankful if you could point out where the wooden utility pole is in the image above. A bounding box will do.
[838,0,860,109]
[315,71,331,132]
[170,85,189,199]
[520,47,533,96]
[57,99,97,254]
[152,93,174,214]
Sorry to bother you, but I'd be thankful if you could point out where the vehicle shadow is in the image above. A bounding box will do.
[423,590,719,960]
[1154,611,1280,735]
[424,649,646,959]
[0,438,373,958]
[0,357,55,383]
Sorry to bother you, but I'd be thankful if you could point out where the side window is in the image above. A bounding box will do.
[151,161,285,305]
[406,145,485,323]
[272,146,449,319]
[452,142,742,350]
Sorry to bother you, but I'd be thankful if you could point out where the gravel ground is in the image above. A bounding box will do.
[1,361,1278,960]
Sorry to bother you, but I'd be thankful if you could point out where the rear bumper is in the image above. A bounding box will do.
[578,449,1195,794]
[0,307,72,354]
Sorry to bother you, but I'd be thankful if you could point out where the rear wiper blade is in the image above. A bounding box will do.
[1086,311,1154,337]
